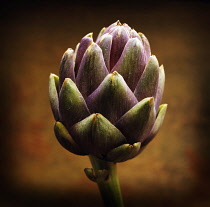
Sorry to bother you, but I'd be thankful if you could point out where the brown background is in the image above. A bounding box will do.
[1,1,210,206]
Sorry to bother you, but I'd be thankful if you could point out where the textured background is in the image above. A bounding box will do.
[1,1,210,206]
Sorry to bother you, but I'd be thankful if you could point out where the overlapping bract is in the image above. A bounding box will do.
[49,21,167,162]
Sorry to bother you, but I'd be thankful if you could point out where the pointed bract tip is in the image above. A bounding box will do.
[147,55,159,67]
[150,55,158,61]
[133,142,141,148]
[89,113,100,120]
[138,32,145,38]
[65,48,73,53]
[160,65,164,70]
[87,42,99,52]
[55,121,63,129]
[94,113,99,118]
[49,73,57,77]
[111,71,121,79]
[64,77,71,83]
[164,104,168,111]
[62,78,74,87]
[99,33,112,41]
[161,103,168,109]
[49,73,59,81]
[112,71,119,76]
[116,20,122,25]
[85,32,93,38]
[158,103,168,114]
[94,113,104,119]
[129,142,141,149]
[149,97,155,105]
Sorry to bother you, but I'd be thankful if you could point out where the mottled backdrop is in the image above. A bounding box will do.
[1,1,210,206]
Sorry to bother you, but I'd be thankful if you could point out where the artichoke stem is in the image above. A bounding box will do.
[89,155,124,207]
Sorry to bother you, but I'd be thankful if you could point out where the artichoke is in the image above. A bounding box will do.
[49,20,167,163]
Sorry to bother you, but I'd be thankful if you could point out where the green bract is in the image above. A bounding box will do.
[49,21,167,163]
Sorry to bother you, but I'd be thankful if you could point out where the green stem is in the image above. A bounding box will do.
[89,155,124,207]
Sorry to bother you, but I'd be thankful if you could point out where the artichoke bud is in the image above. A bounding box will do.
[49,21,167,162]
